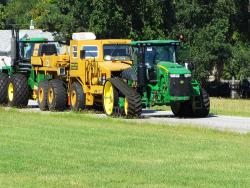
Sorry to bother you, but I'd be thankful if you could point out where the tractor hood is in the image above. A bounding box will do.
[99,61,132,71]
[157,61,191,75]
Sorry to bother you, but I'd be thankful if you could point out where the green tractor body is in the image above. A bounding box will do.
[0,29,50,106]
[129,40,210,117]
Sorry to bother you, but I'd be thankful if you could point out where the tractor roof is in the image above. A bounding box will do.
[20,38,48,42]
[131,40,180,46]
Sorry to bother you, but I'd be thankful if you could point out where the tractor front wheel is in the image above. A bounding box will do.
[0,72,9,105]
[193,89,210,117]
[47,79,67,111]
[70,82,85,111]
[8,74,29,107]
[171,101,193,117]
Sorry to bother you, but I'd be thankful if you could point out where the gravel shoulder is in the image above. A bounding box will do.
[11,100,250,134]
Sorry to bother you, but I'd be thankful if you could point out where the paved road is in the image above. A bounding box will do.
[26,100,250,134]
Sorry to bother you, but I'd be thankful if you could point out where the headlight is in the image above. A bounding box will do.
[184,74,191,78]
[170,74,180,78]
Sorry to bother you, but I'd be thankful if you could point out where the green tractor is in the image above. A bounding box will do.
[0,29,50,107]
[132,40,210,117]
[119,40,210,117]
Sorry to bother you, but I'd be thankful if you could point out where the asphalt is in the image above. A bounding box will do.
[24,100,250,134]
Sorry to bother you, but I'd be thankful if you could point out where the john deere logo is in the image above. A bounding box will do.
[180,80,184,84]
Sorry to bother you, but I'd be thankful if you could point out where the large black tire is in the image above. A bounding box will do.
[124,92,142,118]
[171,101,193,117]
[193,88,210,117]
[70,82,85,111]
[47,79,67,111]
[8,74,29,107]
[0,72,9,104]
[37,80,49,111]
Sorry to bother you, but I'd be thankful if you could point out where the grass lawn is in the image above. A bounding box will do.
[0,108,250,187]
[210,98,250,117]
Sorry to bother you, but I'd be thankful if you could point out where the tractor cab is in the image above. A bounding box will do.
[19,38,48,60]
[131,40,187,84]
[103,44,132,61]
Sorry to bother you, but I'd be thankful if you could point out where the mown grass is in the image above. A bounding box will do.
[0,108,250,187]
[210,97,250,117]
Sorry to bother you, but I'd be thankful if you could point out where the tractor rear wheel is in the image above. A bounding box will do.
[103,80,119,116]
[0,72,9,105]
[193,89,210,117]
[8,74,29,107]
[70,82,85,111]
[47,79,67,111]
[38,80,49,111]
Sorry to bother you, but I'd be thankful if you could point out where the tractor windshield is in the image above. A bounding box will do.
[145,45,176,67]
[104,45,132,61]
[19,42,35,60]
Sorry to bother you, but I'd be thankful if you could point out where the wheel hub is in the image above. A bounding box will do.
[8,82,14,102]
[104,81,114,115]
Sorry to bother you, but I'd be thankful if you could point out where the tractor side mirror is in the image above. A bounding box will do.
[188,62,195,71]
[185,62,195,71]
[80,50,86,59]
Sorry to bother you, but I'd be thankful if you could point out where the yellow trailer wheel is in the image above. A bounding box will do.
[103,80,118,116]
[70,82,85,111]
[37,81,49,111]
[47,79,67,111]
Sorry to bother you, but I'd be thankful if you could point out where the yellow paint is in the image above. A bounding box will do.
[157,65,169,73]
[8,82,14,102]
[38,88,44,103]
[85,92,94,106]
[103,81,114,115]
[124,97,129,115]
[71,90,77,107]
[30,38,132,108]
[48,88,54,104]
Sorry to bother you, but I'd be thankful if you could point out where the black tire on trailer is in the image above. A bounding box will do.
[70,82,85,111]
[47,79,67,111]
[0,72,9,104]
[193,88,210,117]
[8,74,29,107]
[37,80,49,111]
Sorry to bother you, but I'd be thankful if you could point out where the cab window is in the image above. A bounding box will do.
[82,46,98,58]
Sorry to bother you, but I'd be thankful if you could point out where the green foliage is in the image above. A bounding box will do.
[223,42,250,79]
[0,4,6,29]
[0,0,249,81]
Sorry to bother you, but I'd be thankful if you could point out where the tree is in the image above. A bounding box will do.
[172,0,236,82]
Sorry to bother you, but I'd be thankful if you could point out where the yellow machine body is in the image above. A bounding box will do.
[31,39,132,106]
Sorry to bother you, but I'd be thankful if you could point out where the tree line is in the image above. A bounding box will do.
[0,0,249,82]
